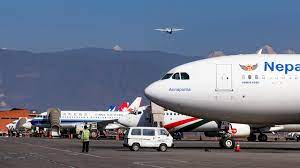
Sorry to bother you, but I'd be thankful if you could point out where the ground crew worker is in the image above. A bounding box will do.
[81,125,90,152]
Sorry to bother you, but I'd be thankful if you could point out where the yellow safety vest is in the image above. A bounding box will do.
[82,129,90,141]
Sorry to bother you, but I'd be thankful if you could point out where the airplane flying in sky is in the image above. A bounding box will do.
[154,27,184,34]
[144,53,300,147]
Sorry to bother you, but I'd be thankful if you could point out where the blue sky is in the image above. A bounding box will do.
[0,1,299,56]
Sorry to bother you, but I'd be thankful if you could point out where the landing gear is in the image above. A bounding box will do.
[218,121,236,149]
[219,137,235,149]
[258,134,268,142]
[247,134,257,142]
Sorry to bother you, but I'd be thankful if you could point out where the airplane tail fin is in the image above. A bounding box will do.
[128,97,142,112]
[118,102,129,112]
[107,105,117,111]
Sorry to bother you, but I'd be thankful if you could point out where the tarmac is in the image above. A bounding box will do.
[1,137,300,168]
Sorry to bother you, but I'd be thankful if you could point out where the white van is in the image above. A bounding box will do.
[123,127,173,152]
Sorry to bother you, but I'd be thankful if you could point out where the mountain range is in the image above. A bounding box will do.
[0,48,199,111]
[0,45,296,111]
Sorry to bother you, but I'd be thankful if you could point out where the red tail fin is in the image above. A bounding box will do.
[118,101,129,111]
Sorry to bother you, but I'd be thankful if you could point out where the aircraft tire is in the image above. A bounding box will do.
[258,134,268,142]
[221,138,235,149]
[91,131,97,139]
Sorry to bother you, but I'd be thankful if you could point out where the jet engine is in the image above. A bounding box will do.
[230,123,251,138]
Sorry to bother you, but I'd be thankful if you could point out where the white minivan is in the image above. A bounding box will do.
[123,127,173,152]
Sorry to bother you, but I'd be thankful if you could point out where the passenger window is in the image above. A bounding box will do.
[143,129,155,136]
[181,72,190,80]
[172,73,180,80]
[137,112,142,115]
[131,129,141,135]
[162,73,173,80]
[159,129,168,136]
[248,75,251,79]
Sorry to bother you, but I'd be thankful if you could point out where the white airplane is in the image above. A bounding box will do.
[154,27,184,34]
[145,52,300,147]
[6,120,18,131]
[118,108,300,144]
[118,107,246,137]
[6,118,32,132]
[30,97,142,129]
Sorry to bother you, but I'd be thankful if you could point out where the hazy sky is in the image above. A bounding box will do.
[0,1,299,56]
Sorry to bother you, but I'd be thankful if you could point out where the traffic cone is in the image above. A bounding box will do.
[234,141,240,152]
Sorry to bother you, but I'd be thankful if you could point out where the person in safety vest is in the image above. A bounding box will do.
[81,125,90,152]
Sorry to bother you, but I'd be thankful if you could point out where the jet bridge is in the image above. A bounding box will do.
[47,108,61,137]
[150,102,164,127]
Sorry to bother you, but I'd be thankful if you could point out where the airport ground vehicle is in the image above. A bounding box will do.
[76,122,98,139]
[123,127,173,152]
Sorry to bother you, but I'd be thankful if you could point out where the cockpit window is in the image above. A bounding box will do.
[181,72,190,80]
[161,73,173,80]
[172,73,180,80]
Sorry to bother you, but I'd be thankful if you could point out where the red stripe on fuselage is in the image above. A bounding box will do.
[164,117,198,130]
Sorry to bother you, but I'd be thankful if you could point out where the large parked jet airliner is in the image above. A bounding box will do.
[145,53,300,147]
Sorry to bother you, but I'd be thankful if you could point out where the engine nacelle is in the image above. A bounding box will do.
[230,123,251,138]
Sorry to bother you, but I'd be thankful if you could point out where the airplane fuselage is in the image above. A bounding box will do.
[31,111,128,128]
[145,54,300,124]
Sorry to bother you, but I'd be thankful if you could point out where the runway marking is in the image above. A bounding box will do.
[26,152,77,168]
[133,158,188,168]
[165,159,188,163]
[133,161,166,168]
[16,141,112,159]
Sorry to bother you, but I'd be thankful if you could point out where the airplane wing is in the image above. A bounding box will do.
[154,28,167,32]
[172,28,184,31]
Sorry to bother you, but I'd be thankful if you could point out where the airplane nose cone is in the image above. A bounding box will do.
[145,82,159,101]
